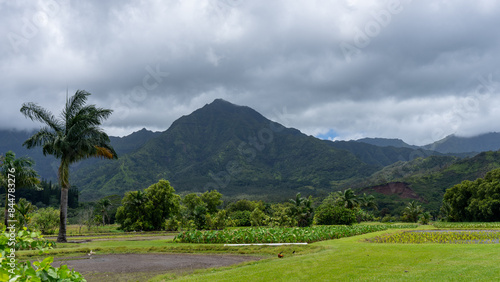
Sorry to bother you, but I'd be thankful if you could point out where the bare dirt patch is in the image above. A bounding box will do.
[361,182,426,202]
[52,253,261,281]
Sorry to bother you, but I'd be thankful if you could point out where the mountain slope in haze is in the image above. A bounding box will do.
[422,132,500,153]
[109,128,162,155]
[0,128,161,181]
[72,99,379,201]
[327,140,441,167]
[356,138,418,149]
[0,129,60,179]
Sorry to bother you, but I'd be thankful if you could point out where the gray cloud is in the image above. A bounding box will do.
[2,0,500,146]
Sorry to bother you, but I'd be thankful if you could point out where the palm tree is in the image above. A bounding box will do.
[359,193,377,210]
[98,198,112,225]
[403,201,424,223]
[335,189,360,210]
[20,90,117,242]
[289,193,314,227]
[1,151,40,226]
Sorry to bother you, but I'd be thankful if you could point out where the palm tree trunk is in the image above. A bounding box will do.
[57,160,70,243]
[58,186,68,242]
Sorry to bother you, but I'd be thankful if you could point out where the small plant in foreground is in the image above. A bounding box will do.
[1,226,86,281]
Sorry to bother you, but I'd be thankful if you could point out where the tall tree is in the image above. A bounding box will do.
[1,151,40,226]
[200,190,222,214]
[20,90,117,242]
[116,180,180,231]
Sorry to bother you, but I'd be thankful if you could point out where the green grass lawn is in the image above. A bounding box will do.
[157,227,500,281]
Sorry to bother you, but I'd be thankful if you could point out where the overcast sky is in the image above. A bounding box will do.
[2,0,500,146]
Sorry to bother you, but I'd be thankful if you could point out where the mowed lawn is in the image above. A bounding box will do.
[167,229,500,281]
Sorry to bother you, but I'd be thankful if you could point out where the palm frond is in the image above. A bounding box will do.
[66,107,113,140]
[20,103,63,132]
[63,90,91,124]
[0,151,40,189]
[94,146,114,159]
[23,126,57,149]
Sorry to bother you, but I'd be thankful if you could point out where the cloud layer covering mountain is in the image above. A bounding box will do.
[2,0,500,145]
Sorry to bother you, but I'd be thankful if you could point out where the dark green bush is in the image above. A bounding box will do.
[314,205,356,225]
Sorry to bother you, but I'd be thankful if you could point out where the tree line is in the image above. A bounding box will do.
[442,167,500,222]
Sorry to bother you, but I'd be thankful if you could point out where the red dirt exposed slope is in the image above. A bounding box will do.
[361,182,425,202]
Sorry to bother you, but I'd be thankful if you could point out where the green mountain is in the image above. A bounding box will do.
[72,99,380,201]
[4,99,500,211]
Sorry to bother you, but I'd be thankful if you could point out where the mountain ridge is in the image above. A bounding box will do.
[71,99,377,201]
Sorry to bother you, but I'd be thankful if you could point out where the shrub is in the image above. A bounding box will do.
[30,207,59,235]
[229,210,252,226]
[419,212,432,225]
[314,205,356,225]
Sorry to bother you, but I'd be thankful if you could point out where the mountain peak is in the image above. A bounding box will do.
[204,98,246,111]
[211,98,232,105]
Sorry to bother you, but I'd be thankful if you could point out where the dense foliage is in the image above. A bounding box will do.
[314,193,356,225]
[313,189,376,225]
[443,168,500,222]
[315,205,356,225]
[15,180,79,209]
[116,179,180,231]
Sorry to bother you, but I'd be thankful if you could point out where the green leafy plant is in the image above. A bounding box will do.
[0,226,85,281]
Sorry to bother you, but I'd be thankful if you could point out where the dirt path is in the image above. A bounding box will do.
[52,253,261,281]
